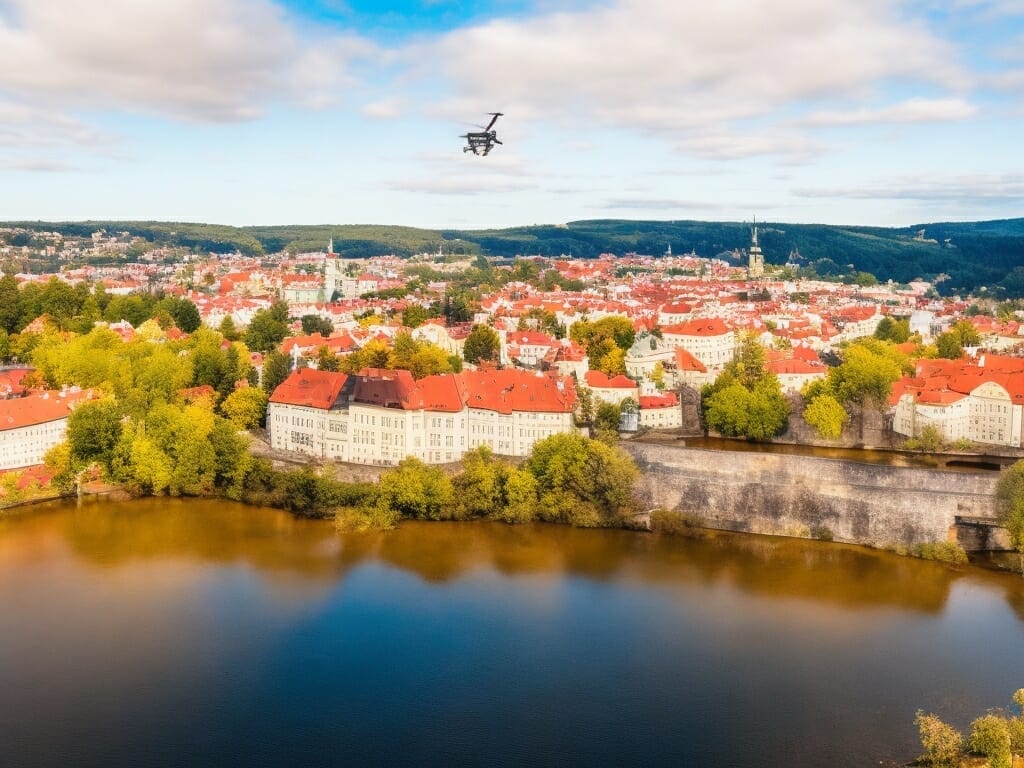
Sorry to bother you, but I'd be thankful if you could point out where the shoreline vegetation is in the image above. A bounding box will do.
[915,691,1024,767]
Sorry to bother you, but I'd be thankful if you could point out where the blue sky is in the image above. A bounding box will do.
[0,0,1022,230]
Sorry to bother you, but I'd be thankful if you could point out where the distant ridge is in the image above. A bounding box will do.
[4,217,1024,294]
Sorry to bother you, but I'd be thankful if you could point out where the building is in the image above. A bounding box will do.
[661,318,736,370]
[0,388,92,470]
[267,367,578,465]
[748,221,764,278]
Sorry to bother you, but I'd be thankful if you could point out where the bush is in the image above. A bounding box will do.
[335,505,400,532]
[650,509,705,535]
[969,714,1011,768]
[913,541,969,566]
[915,710,963,767]
[809,525,834,542]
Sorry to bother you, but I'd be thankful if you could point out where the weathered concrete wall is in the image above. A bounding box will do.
[625,442,1002,549]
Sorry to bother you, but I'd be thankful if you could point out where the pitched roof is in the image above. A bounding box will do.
[269,369,348,410]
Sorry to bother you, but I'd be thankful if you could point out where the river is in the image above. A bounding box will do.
[2,497,1024,767]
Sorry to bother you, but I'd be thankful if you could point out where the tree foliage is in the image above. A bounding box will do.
[996,460,1024,554]
[702,334,788,440]
[463,324,501,365]
[802,393,848,440]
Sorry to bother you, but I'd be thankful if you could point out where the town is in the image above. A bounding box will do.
[1,221,1023,488]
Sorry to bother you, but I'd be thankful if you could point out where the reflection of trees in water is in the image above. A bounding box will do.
[7,497,1014,617]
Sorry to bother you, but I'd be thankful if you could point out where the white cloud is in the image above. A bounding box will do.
[0,100,111,149]
[362,98,403,120]
[794,173,1024,203]
[388,175,534,195]
[677,132,824,162]
[803,97,977,126]
[0,0,376,122]
[427,0,964,160]
[602,197,734,211]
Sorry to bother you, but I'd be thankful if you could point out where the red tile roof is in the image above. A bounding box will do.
[269,369,348,409]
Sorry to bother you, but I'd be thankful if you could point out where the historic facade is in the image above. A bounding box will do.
[268,367,579,465]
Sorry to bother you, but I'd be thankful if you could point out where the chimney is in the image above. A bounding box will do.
[979,354,986,368]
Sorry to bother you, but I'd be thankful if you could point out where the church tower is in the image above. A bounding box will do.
[748,218,764,278]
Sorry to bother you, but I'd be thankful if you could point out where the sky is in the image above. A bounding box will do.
[0,0,1022,230]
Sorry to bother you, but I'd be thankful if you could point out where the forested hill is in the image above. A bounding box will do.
[6,217,1024,295]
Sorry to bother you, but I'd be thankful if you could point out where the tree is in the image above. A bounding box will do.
[0,275,20,333]
[495,466,538,524]
[301,314,334,336]
[66,398,124,470]
[220,386,268,429]
[452,446,502,519]
[261,349,292,397]
[316,345,340,372]
[702,334,788,440]
[525,433,638,526]
[935,331,963,360]
[969,715,1011,768]
[402,304,429,329]
[802,393,848,439]
[874,316,910,343]
[996,460,1024,554]
[463,324,501,365]
[594,401,622,435]
[373,457,455,520]
[219,315,241,341]
[245,301,291,353]
[915,711,963,768]
[826,341,905,407]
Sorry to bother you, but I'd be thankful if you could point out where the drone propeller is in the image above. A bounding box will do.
[485,112,503,131]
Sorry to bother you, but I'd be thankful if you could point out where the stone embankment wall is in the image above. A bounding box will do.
[625,442,1003,549]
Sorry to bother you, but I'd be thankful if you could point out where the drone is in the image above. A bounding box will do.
[461,112,503,156]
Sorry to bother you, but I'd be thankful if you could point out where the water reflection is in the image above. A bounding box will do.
[3,498,1024,768]
[2,496,1013,615]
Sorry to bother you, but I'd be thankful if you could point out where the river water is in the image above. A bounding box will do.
[3,497,1024,767]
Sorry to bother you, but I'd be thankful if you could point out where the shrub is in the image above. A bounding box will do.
[809,525,834,541]
[335,505,400,532]
[913,542,969,566]
[969,714,1011,768]
[915,710,963,767]
[650,509,705,535]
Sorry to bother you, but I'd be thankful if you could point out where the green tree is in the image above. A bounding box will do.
[495,466,538,524]
[245,300,291,353]
[969,715,1011,768]
[526,433,638,527]
[935,331,963,360]
[802,393,848,439]
[402,304,429,329]
[301,314,334,336]
[874,316,911,343]
[826,340,905,406]
[915,711,963,768]
[0,274,21,333]
[373,457,455,520]
[219,315,241,341]
[316,345,340,372]
[261,349,293,396]
[66,398,124,470]
[452,446,502,519]
[996,460,1024,554]
[463,324,501,365]
[702,334,788,440]
[220,386,268,429]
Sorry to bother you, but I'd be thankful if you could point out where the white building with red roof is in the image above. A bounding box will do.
[890,354,1024,447]
[0,388,93,470]
[267,366,578,465]
[638,392,682,429]
[661,318,736,369]
[583,370,639,407]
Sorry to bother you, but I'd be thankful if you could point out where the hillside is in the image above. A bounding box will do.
[5,217,1024,295]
